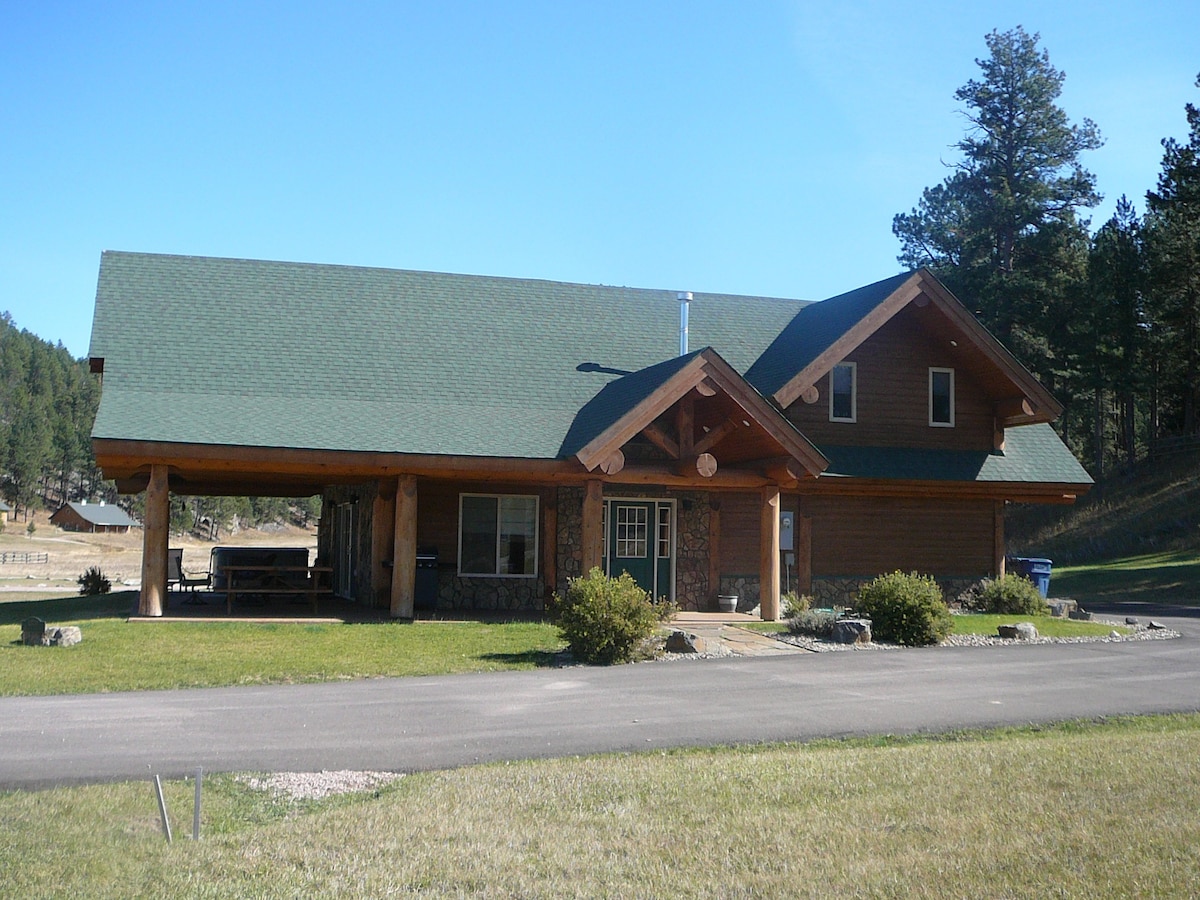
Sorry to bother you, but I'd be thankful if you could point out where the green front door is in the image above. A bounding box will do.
[605,500,673,601]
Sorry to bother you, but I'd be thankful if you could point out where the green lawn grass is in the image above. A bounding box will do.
[0,591,564,696]
[2,715,1198,898]
[1052,550,1200,606]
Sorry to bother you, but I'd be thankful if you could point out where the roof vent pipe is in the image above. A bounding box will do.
[678,291,692,356]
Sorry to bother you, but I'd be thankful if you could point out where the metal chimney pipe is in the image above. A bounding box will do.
[678,291,692,356]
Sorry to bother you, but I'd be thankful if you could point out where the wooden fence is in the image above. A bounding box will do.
[0,552,49,565]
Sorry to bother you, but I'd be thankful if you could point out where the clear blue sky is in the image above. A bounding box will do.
[2,1,1197,358]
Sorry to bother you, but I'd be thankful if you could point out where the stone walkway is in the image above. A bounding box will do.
[669,611,805,657]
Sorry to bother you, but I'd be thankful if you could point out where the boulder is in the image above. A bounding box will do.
[45,626,82,647]
[831,618,872,644]
[665,630,706,654]
[1148,620,1166,630]
[1047,599,1077,618]
[21,617,45,646]
[1069,609,1093,621]
[997,622,1038,640]
[1125,617,1140,626]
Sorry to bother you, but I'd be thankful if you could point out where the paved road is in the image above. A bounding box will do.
[2,617,1198,790]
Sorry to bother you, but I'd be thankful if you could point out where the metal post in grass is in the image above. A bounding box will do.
[193,767,202,840]
[153,774,172,843]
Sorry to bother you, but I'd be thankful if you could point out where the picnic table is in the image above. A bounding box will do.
[219,564,334,614]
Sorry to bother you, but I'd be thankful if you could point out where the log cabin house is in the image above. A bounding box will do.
[50,499,139,534]
[87,252,1091,619]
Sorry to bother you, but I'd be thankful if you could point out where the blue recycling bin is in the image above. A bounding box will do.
[1008,557,1052,598]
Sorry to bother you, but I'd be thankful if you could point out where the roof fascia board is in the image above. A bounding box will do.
[574,349,828,477]
[915,271,1064,421]
[774,274,925,408]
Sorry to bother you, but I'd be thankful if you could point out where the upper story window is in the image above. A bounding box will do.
[829,362,856,423]
[459,494,538,577]
[929,368,955,427]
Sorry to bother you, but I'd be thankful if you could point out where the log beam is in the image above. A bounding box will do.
[994,501,1006,578]
[641,422,680,459]
[598,449,625,475]
[693,419,738,455]
[542,488,558,598]
[995,397,1036,424]
[708,497,721,612]
[677,395,695,458]
[390,475,417,618]
[581,479,604,575]
[138,464,169,617]
[759,487,781,621]
[676,453,717,478]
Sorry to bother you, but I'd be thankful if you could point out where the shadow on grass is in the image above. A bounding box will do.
[0,590,137,626]
[477,649,561,668]
[1053,551,1200,615]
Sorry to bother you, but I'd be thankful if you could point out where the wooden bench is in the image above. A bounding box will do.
[219,565,334,615]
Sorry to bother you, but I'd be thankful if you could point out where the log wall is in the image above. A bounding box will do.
[784,309,995,450]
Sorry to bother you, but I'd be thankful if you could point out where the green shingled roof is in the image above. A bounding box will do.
[745,271,914,397]
[819,424,1093,485]
[89,252,803,459]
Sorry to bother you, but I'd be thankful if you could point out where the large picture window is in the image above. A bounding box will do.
[459,494,538,576]
[830,362,856,422]
[929,367,955,427]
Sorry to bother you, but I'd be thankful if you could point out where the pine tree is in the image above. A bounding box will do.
[894,27,1103,385]
[1146,74,1200,436]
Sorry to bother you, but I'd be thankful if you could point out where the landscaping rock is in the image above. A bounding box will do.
[20,617,45,646]
[831,618,872,644]
[1047,599,1077,618]
[997,622,1038,640]
[45,626,82,647]
[665,630,706,654]
[1125,617,1140,625]
[1148,620,1166,630]
[1069,609,1093,621]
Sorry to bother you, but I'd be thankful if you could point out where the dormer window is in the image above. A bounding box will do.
[830,362,856,423]
[930,368,954,427]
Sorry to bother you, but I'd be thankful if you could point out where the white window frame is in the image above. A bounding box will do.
[929,367,955,427]
[829,361,857,423]
[457,493,539,578]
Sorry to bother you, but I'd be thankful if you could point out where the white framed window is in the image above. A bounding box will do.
[615,504,648,558]
[458,494,538,577]
[657,504,672,559]
[829,361,857,423]
[929,367,955,427]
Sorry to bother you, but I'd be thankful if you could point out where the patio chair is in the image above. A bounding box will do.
[167,548,212,595]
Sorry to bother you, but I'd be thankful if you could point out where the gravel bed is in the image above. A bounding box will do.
[774,619,1180,652]
[238,770,404,801]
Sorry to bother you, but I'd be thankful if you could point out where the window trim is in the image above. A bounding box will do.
[929,367,955,427]
[457,493,539,578]
[829,361,857,423]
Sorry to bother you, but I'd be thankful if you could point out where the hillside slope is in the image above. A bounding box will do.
[1007,449,1200,565]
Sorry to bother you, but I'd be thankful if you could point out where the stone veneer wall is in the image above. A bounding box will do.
[436,573,546,612]
[556,486,584,597]
[718,575,760,614]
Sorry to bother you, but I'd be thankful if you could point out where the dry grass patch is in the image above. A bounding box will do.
[2,716,1199,897]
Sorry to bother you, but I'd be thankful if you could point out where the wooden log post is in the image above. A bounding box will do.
[139,464,170,617]
[390,475,417,618]
[371,479,397,609]
[581,479,604,576]
[759,488,782,620]
[796,514,812,595]
[759,487,781,621]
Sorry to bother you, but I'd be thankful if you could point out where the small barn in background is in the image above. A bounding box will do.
[50,500,139,534]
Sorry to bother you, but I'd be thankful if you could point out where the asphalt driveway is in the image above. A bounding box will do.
[2,614,1198,790]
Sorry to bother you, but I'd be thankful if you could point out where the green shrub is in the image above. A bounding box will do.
[77,566,112,596]
[548,568,675,664]
[970,574,1050,615]
[787,608,836,637]
[855,571,953,646]
[781,591,812,618]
